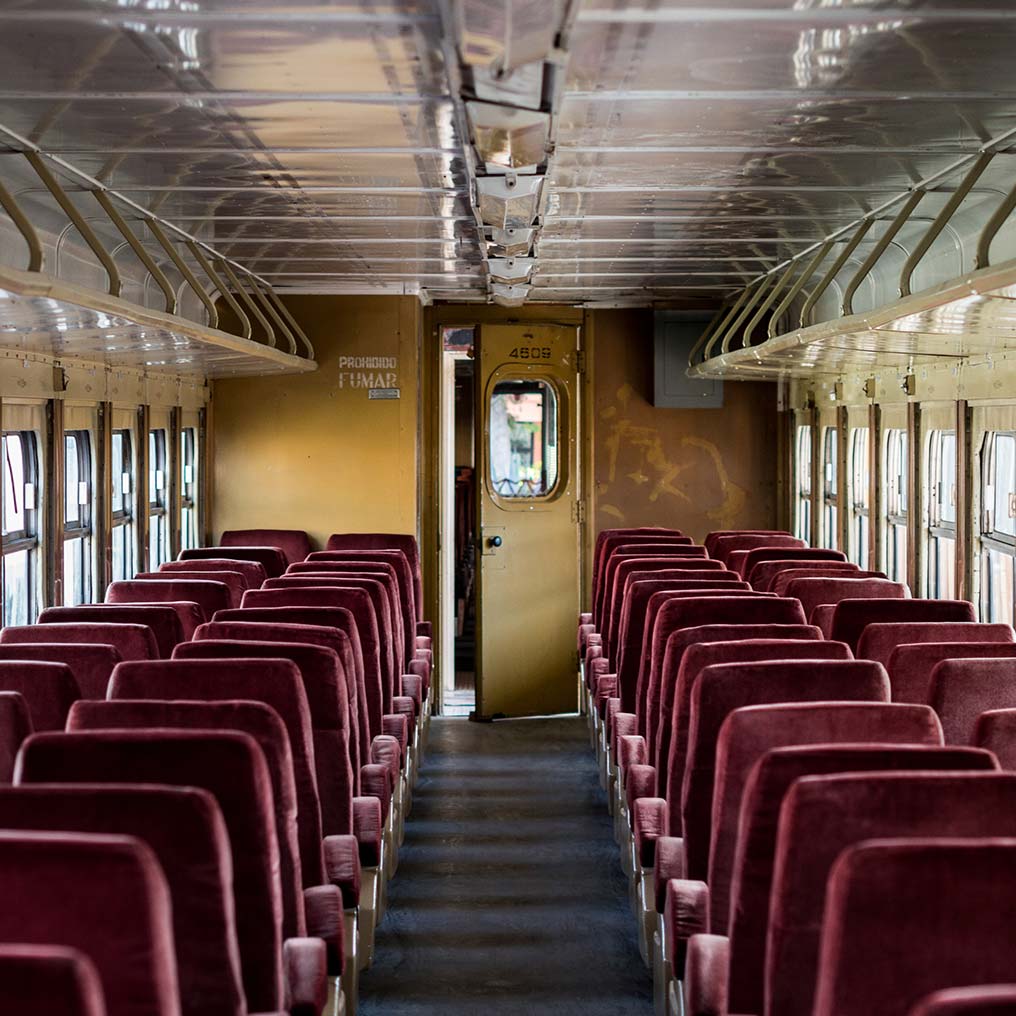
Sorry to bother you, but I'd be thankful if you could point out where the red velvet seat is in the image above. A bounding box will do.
[973,708,1016,769]
[703,530,790,558]
[860,622,1015,669]
[0,785,243,1016]
[19,728,322,1015]
[812,840,1016,1016]
[734,546,846,580]
[2,622,157,662]
[591,530,686,624]
[0,692,31,782]
[783,576,909,625]
[160,557,267,590]
[707,533,804,566]
[928,658,1016,743]
[831,599,978,654]
[0,643,121,699]
[598,547,708,633]
[748,559,861,592]
[0,830,179,1016]
[134,570,246,609]
[909,986,1016,1015]
[0,945,106,1016]
[107,579,231,624]
[688,745,995,1016]
[889,642,1016,704]
[181,545,288,578]
[38,605,192,657]
[325,533,423,622]
[223,528,313,566]
[0,660,78,731]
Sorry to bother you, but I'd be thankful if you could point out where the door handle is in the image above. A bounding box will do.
[487,535,503,548]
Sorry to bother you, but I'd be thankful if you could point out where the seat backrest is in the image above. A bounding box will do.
[706,701,943,934]
[195,616,364,778]
[726,744,997,1016]
[908,986,1016,1016]
[973,708,1016,769]
[160,557,266,589]
[889,642,1016,705]
[708,533,804,565]
[769,773,1016,1016]
[813,839,1016,1016]
[180,545,287,578]
[783,577,909,623]
[39,606,189,658]
[107,657,321,891]
[0,830,179,1016]
[928,658,1016,744]
[593,529,685,615]
[222,529,312,566]
[0,785,243,1016]
[749,559,861,592]
[325,532,422,620]
[134,571,246,609]
[0,944,107,1016]
[0,660,78,731]
[599,547,708,630]
[2,622,158,662]
[175,638,353,836]
[0,642,121,699]
[682,659,890,878]
[736,546,846,580]
[638,595,808,738]
[19,728,284,1013]
[0,691,31,782]
[107,580,230,623]
[832,599,978,653]
[660,639,854,833]
[704,530,790,557]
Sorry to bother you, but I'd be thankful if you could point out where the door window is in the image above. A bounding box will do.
[488,378,559,499]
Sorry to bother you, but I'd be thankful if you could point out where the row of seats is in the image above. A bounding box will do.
[579,525,1016,1016]
[0,526,431,1016]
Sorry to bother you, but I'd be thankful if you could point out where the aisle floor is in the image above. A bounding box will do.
[359,716,653,1015]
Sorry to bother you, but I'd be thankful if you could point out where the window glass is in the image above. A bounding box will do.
[848,427,870,566]
[980,432,1016,623]
[821,426,838,550]
[112,428,134,581]
[795,424,812,542]
[3,435,26,537]
[148,429,168,570]
[63,431,92,606]
[2,431,39,625]
[180,426,199,551]
[884,428,908,585]
[488,379,559,498]
[927,430,957,599]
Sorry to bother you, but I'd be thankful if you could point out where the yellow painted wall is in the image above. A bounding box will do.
[211,295,420,550]
[590,308,777,543]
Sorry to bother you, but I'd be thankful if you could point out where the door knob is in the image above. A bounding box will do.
[488,535,503,548]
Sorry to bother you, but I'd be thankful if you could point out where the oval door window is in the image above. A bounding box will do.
[488,378,559,499]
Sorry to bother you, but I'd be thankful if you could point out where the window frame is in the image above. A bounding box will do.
[148,426,168,569]
[848,425,870,567]
[62,429,93,606]
[180,424,199,552]
[884,427,909,584]
[2,429,41,625]
[795,423,813,543]
[111,426,135,582]
[926,428,957,598]
[821,424,839,549]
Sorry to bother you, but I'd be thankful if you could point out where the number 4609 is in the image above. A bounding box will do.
[509,346,551,360]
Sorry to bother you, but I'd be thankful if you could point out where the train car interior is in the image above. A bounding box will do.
[4,1,1016,1014]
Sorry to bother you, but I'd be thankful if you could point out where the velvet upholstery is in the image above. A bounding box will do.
[135,571,246,609]
[783,576,908,622]
[2,622,158,662]
[707,534,804,565]
[592,530,685,617]
[889,641,1016,704]
[0,785,243,1016]
[0,691,31,782]
[38,606,191,657]
[222,529,313,565]
[681,659,890,877]
[831,599,978,653]
[0,945,107,1016]
[858,621,1015,669]
[325,532,422,621]
[107,580,231,624]
[176,638,354,836]
[928,658,1016,743]
[768,772,1016,1016]
[598,548,709,633]
[749,559,861,593]
[908,986,1016,1015]
[0,660,79,730]
[973,708,1016,769]
[813,840,1016,1016]
[0,830,179,1016]
[0,642,121,699]
[19,728,285,1013]
[660,640,854,831]
[703,530,790,557]
[735,546,846,580]
[180,545,288,579]
[725,745,996,1016]
[160,558,267,589]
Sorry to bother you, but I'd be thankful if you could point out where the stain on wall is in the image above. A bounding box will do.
[591,308,777,542]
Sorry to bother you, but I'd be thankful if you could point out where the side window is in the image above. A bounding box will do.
[980,431,1016,625]
[2,431,40,625]
[795,424,812,542]
[821,426,838,550]
[848,426,870,567]
[111,429,135,582]
[884,428,909,585]
[148,428,168,569]
[488,379,559,499]
[927,429,956,598]
[180,426,199,551]
[63,431,93,606]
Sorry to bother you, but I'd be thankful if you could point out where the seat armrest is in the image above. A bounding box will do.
[594,673,618,716]
[625,763,657,813]
[579,622,595,652]
[617,732,646,772]
[283,936,328,1016]
[382,713,409,760]
[370,734,401,783]
[632,796,668,871]
[604,697,622,737]
[352,796,382,867]
[399,673,423,712]
[416,621,432,639]
[303,885,344,975]
[323,834,362,909]
[665,879,710,977]
[683,933,730,1016]
[655,836,686,911]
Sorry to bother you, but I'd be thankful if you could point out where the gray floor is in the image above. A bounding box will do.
[359,716,653,1015]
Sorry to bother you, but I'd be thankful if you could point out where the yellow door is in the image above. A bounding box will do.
[475,323,581,718]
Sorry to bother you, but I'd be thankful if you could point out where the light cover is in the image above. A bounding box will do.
[476,173,544,230]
